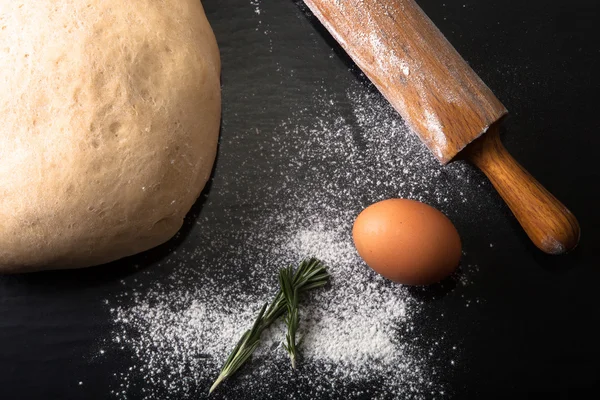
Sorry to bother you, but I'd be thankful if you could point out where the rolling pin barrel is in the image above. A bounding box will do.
[304,0,507,164]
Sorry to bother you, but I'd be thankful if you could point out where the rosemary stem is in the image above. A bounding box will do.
[209,374,225,394]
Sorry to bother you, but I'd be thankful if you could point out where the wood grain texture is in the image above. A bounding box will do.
[304,0,507,164]
[464,124,580,254]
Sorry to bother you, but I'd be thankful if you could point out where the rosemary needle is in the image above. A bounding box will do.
[209,258,329,394]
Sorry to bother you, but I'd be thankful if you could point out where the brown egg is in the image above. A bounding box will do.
[352,199,462,285]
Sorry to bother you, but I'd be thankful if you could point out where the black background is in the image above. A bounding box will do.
[1,0,599,399]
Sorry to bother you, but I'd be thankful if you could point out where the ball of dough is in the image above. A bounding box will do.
[0,0,221,272]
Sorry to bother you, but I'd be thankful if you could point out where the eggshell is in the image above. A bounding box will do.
[352,199,462,285]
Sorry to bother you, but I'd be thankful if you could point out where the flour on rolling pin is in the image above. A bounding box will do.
[304,0,508,163]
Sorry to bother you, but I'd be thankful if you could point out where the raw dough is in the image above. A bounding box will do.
[0,0,221,272]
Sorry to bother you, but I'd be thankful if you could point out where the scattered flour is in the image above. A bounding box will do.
[102,76,486,398]
[101,1,491,399]
[251,0,261,16]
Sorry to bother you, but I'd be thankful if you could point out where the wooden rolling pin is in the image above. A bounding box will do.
[303,0,580,254]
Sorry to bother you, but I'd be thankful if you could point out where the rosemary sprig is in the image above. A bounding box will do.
[279,266,299,368]
[209,258,329,394]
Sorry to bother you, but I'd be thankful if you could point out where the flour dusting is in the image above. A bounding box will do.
[99,1,490,399]
[101,74,486,398]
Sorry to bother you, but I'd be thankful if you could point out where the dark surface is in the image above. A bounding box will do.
[1,0,599,399]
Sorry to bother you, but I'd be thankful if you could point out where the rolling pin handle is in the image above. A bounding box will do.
[464,123,580,254]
